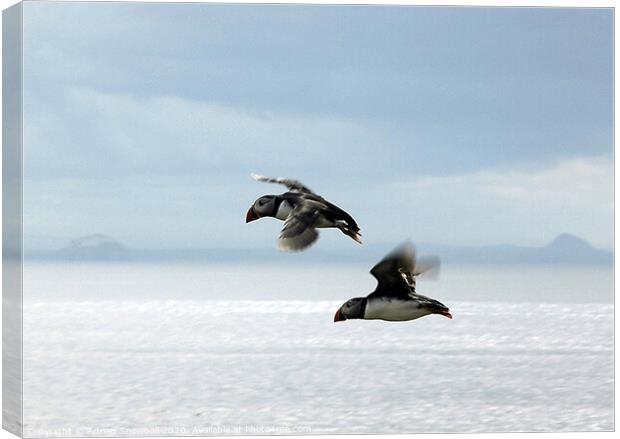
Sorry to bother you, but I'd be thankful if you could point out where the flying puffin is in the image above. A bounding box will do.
[334,241,452,322]
[246,173,362,252]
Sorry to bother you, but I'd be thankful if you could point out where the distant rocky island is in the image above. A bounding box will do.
[414,233,612,265]
[29,233,612,265]
[55,234,131,260]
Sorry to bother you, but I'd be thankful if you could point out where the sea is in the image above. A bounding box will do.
[15,261,614,436]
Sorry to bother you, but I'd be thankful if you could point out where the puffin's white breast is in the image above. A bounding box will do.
[275,200,293,221]
[364,297,431,321]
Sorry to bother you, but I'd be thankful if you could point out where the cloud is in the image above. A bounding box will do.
[23,3,613,177]
[417,156,612,206]
[25,87,392,182]
[364,156,613,249]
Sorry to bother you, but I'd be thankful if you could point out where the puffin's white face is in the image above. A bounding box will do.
[246,195,277,222]
[334,297,365,322]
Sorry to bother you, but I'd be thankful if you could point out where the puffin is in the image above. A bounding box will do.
[246,174,362,252]
[334,241,452,322]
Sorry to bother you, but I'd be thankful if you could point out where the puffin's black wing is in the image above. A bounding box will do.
[251,173,315,195]
[315,197,361,235]
[369,241,439,297]
[369,241,417,295]
[278,199,327,252]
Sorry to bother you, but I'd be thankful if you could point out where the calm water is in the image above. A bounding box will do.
[19,262,614,436]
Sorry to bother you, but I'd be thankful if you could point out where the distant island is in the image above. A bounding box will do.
[55,234,131,260]
[25,232,612,265]
[414,233,613,265]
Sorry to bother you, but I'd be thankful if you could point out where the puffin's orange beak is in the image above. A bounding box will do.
[334,309,346,322]
[246,207,259,223]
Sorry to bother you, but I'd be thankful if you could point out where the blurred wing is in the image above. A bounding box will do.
[251,173,315,194]
[370,241,417,289]
[413,256,440,280]
[277,200,326,252]
[369,241,440,294]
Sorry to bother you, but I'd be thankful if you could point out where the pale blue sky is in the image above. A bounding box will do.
[21,2,613,250]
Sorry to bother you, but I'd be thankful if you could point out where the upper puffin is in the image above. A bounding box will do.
[334,240,452,322]
[246,173,362,252]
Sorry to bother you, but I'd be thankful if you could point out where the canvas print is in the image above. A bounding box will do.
[2,1,614,437]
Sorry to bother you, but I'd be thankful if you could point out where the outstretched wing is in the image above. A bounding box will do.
[251,173,315,194]
[369,241,439,296]
[278,200,327,252]
[370,241,417,291]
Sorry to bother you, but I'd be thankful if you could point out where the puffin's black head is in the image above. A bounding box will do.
[246,195,276,223]
[334,297,366,322]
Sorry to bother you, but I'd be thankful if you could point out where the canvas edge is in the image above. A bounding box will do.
[2,1,24,437]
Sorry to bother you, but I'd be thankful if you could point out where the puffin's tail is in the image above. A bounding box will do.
[340,227,363,244]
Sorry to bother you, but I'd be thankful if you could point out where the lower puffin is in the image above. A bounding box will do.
[334,241,452,322]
